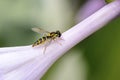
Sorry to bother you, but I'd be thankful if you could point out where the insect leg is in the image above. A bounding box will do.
[53,38,62,46]
[43,39,52,54]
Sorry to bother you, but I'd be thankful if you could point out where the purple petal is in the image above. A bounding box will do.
[76,0,106,22]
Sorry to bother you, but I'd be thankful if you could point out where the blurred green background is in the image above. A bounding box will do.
[0,0,120,80]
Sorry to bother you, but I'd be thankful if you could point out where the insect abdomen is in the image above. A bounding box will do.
[32,37,47,47]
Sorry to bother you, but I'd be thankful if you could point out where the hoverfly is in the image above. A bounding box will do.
[32,27,62,53]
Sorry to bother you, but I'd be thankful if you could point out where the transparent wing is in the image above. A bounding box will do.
[32,27,50,36]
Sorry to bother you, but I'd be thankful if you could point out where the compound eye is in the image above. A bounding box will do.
[56,31,61,37]
[59,33,61,37]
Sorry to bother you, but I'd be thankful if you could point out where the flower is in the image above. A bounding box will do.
[0,0,120,80]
